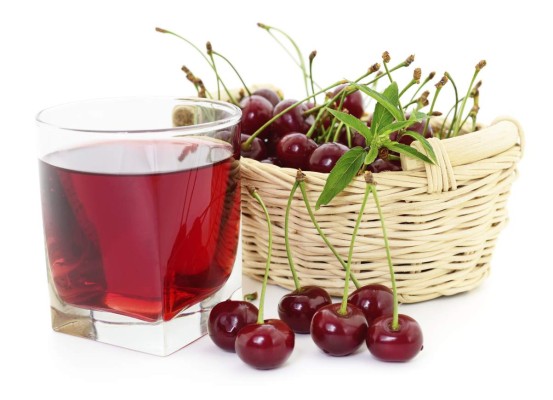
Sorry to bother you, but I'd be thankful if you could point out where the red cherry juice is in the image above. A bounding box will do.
[39,138,240,322]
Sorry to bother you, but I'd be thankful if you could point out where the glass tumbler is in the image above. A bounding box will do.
[36,97,242,356]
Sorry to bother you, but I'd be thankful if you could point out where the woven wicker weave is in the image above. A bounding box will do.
[240,117,524,302]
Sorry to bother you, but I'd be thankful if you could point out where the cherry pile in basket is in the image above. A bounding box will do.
[158,22,487,370]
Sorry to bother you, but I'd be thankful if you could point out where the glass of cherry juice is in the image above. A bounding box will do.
[37,97,242,356]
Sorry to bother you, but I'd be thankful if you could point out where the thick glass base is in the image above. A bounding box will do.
[49,266,242,356]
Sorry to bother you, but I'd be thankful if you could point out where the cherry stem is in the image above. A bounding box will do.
[399,79,418,99]
[248,187,273,324]
[444,72,459,139]
[452,64,483,136]
[206,43,221,100]
[156,28,237,104]
[211,49,252,97]
[297,175,361,289]
[284,180,302,291]
[258,23,321,95]
[340,174,371,315]
[368,182,399,330]
[439,97,465,138]
[409,72,436,104]
[309,51,317,105]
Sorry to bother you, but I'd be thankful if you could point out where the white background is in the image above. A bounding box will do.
[1,1,551,399]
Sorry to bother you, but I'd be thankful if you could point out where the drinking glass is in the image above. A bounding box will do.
[37,97,242,356]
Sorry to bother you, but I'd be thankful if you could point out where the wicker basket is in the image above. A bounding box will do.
[240,117,524,302]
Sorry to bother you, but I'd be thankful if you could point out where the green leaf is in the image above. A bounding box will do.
[387,143,435,165]
[401,130,438,163]
[353,82,404,130]
[316,147,366,209]
[378,117,426,137]
[364,145,379,165]
[327,108,373,143]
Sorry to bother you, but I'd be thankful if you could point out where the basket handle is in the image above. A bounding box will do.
[399,118,523,193]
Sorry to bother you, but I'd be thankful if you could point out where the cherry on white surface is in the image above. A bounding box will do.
[0,0,551,399]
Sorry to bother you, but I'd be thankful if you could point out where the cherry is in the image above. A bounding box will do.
[271,99,313,137]
[207,300,259,352]
[348,284,394,325]
[367,314,423,362]
[276,132,318,170]
[389,117,433,146]
[240,133,267,160]
[235,319,295,369]
[278,286,332,334]
[310,303,368,356]
[337,127,367,148]
[253,88,280,107]
[332,85,364,118]
[368,158,402,173]
[239,95,273,138]
[308,142,349,173]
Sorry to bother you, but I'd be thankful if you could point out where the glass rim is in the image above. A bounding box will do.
[35,96,242,135]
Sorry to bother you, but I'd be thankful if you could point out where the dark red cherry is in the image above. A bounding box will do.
[368,158,402,173]
[310,303,368,356]
[241,133,267,161]
[389,116,433,146]
[308,142,349,173]
[278,286,332,334]
[207,300,259,352]
[271,99,312,137]
[348,284,394,325]
[276,132,318,170]
[239,95,273,138]
[337,127,367,148]
[332,85,364,118]
[253,88,281,107]
[235,319,295,369]
[367,314,424,362]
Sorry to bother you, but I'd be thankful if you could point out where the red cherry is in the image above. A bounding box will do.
[277,286,332,334]
[368,158,402,173]
[239,95,273,138]
[240,133,267,161]
[367,314,424,362]
[252,88,281,107]
[271,99,313,137]
[235,319,295,369]
[276,132,318,170]
[308,142,349,173]
[389,115,433,145]
[332,85,364,118]
[348,284,394,325]
[310,303,368,356]
[207,300,259,352]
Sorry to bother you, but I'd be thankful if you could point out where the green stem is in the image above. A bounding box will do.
[452,69,479,136]
[399,79,417,99]
[409,72,435,104]
[284,181,301,291]
[340,179,371,315]
[298,178,360,289]
[207,47,221,100]
[260,24,310,98]
[211,50,252,97]
[440,97,464,139]
[444,72,459,139]
[369,184,399,330]
[309,51,317,105]
[248,188,273,325]
[423,86,442,137]
[156,28,236,104]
